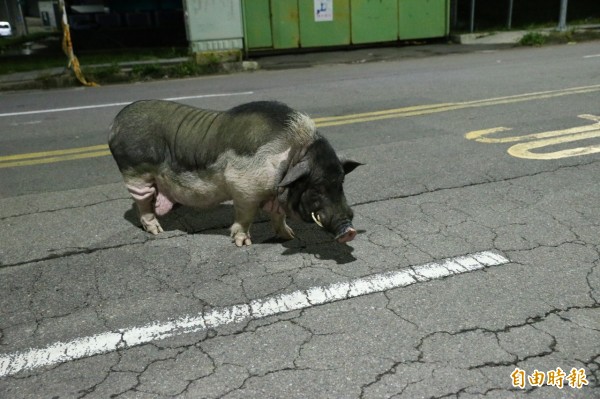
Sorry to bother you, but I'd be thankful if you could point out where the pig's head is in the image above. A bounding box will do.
[279,137,362,243]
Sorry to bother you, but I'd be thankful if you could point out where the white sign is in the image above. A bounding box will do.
[314,0,333,22]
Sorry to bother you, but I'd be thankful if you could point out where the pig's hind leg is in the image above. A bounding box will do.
[126,182,164,235]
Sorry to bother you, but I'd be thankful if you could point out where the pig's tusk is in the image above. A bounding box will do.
[311,212,324,228]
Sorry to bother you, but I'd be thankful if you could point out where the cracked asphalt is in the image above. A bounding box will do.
[1,41,600,398]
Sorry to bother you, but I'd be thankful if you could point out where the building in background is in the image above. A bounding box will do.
[1,0,28,36]
[1,1,599,52]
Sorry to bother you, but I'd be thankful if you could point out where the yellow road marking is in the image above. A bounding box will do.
[3,84,600,168]
[508,130,600,160]
[315,85,600,128]
[0,150,111,169]
[313,103,455,123]
[466,114,600,160]
[0,144,109,162]
[466,115,600,143]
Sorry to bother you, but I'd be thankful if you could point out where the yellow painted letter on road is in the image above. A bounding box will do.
[466,114,600,160]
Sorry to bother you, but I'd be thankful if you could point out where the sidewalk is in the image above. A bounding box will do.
[255,24,600,70]
[0,42,513,91]
[1,26,598,91]
[254,41,511,71]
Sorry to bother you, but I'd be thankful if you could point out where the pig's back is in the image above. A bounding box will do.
[108,100,315,173]
[109,100,224,172]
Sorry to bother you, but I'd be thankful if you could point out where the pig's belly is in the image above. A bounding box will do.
[155,172,230,209]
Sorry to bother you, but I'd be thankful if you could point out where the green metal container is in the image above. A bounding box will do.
[241,0,449,50]
[243,0,273,48]
[243,0,299,49]
[351,0,398,44]
[398,0,449,40]
[298,0,350,47]
[272,0,300,49]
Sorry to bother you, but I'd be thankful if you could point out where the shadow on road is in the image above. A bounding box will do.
[123,202,358,263]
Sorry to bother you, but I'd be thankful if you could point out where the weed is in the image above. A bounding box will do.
[161,60,221,78]
[132,63,164,79]
[520,29,600,47]
[167,61,200,77]
[203,55,222,73]
[34,71,77,89]
[84,63,120,79]
[519,32,546,46]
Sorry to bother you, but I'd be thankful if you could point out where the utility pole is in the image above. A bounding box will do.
[469,0,475,33]
[17,0,28,36]
[507,0,514,30]
[2,0,10,22]
[557,0,568,31]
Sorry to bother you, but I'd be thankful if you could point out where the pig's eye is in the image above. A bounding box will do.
[309,190,322,201]
[307,189,322,206]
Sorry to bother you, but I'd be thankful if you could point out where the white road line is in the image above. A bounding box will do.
[9,120,42,126]
[0,91,254,118]
[0,251,509,378]
[583,54,600,58]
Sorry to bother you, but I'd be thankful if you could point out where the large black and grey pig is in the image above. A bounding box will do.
[108,100,362,246]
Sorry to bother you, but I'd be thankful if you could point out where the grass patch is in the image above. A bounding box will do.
[78,47,188,65]
[35,71,77,90]
[547,29,600,44]
[131,63,164,80]
[520,29,600,46]
[82,63,128,84]
[128,60,223,81]
[0,46,189,75]
[75,59,224,85]
[519,32,547,46]
[166,61,214,77]
[0,56,66,75]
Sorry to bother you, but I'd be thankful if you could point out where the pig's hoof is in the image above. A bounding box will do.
[141,214,163,235]
[230,223,252,246]
[233,233,252,247]
[275,224,295,240]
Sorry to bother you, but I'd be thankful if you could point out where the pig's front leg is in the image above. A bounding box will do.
[270,213,295,240]
[230,200,258,247]
[262,198,294,240]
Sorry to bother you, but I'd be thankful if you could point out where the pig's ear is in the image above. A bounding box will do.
[279,160,310,187]
[342,159,363,175]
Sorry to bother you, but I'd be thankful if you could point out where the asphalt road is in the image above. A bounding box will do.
[1,42,599,398]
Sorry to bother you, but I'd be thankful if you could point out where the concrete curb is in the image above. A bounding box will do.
[451,31,528,45]
[0,58,263,91]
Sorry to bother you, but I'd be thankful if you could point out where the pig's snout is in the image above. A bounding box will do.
[337,227,357,243]
[309,204,357,243]
[335,222,357,243]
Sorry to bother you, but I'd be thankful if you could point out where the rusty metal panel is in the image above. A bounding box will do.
[272,0,300,49]
[243,0,273,49]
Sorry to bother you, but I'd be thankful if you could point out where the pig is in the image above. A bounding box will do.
[108,100,362,246]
